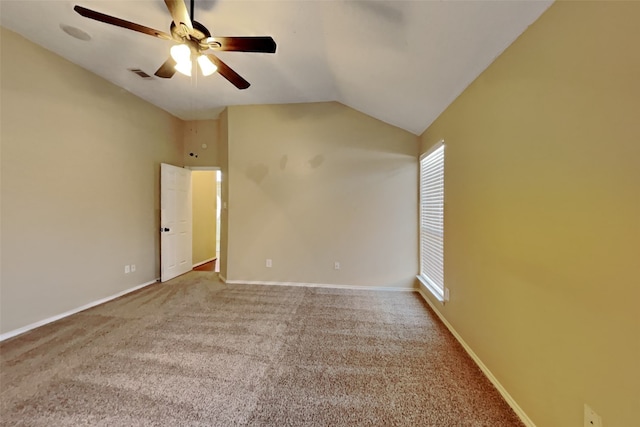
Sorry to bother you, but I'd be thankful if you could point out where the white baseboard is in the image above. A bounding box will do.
[0,279,159,342]
[416,285,536,427]
[224,279,414,292]
[192,257,215,268]
[218,274,227,283]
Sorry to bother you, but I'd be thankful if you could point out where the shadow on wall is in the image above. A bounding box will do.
[308,154,325,168]
[246,155,327,186]
[246,163,269,185]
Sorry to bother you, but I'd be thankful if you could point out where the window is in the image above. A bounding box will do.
[419,142,445,301]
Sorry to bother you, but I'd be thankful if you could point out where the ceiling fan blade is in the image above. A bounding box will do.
[164,0,193,32]
[73,6,172,40]
[206,37,277,53]
[154,57,177,79]
[205,54,250,90]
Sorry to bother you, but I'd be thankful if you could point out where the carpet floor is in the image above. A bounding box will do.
[0,272,523,426]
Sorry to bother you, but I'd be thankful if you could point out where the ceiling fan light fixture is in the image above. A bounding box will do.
[197,55,217,76]
[174,60,193,77]
[73,2,276,88]
[170,43,191,63]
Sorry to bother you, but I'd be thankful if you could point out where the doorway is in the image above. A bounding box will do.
[191,168,221,272]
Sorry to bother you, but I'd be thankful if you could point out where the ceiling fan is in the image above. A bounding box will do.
[73,0,276,89]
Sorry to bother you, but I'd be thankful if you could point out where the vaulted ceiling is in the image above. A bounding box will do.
[0,1,552,135]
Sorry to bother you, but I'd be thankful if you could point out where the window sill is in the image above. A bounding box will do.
[416,275,446,304]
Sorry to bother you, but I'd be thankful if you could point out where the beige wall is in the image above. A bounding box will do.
[419,2,640,426]
[218,108,229,279]
[183,119,220,167]
[183,119,221,267]
[191,171,217,265]
[0,28,184,334]
[225,103,418,287]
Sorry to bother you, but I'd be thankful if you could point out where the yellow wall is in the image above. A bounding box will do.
[419,2,640,426]
[0,28,184,334]
[183,119,220,167]
[191,171,217,265]
[225,103,418,287]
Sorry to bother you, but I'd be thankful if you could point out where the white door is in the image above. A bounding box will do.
[161,163,192,282]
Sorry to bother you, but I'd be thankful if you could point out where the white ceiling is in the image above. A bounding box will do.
[0,0,552,135]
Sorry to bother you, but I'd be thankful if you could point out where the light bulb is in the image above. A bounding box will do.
[170,44,191,63]
[197,55,217,76]
[174,60,192,77]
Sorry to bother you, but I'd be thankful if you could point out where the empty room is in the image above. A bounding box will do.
[1,1,638,426]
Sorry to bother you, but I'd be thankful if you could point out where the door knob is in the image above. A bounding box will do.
[161,227,170,232]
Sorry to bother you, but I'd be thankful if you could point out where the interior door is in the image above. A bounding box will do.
[161,163,192,282]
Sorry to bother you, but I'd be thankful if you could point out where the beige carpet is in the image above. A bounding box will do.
[0,272,523,426]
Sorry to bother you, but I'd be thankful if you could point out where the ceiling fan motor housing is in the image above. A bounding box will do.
[171,21,218,51]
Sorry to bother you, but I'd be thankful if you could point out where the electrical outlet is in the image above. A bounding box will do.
[124,265,130,274]
[266,259,272,268]
[131,264,136,272]
[334,261,340,270]
[584,404,602,427]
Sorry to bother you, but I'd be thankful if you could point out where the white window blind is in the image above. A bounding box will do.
[419,144,444,299]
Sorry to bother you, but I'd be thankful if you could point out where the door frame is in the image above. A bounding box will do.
[187,166,222,273]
